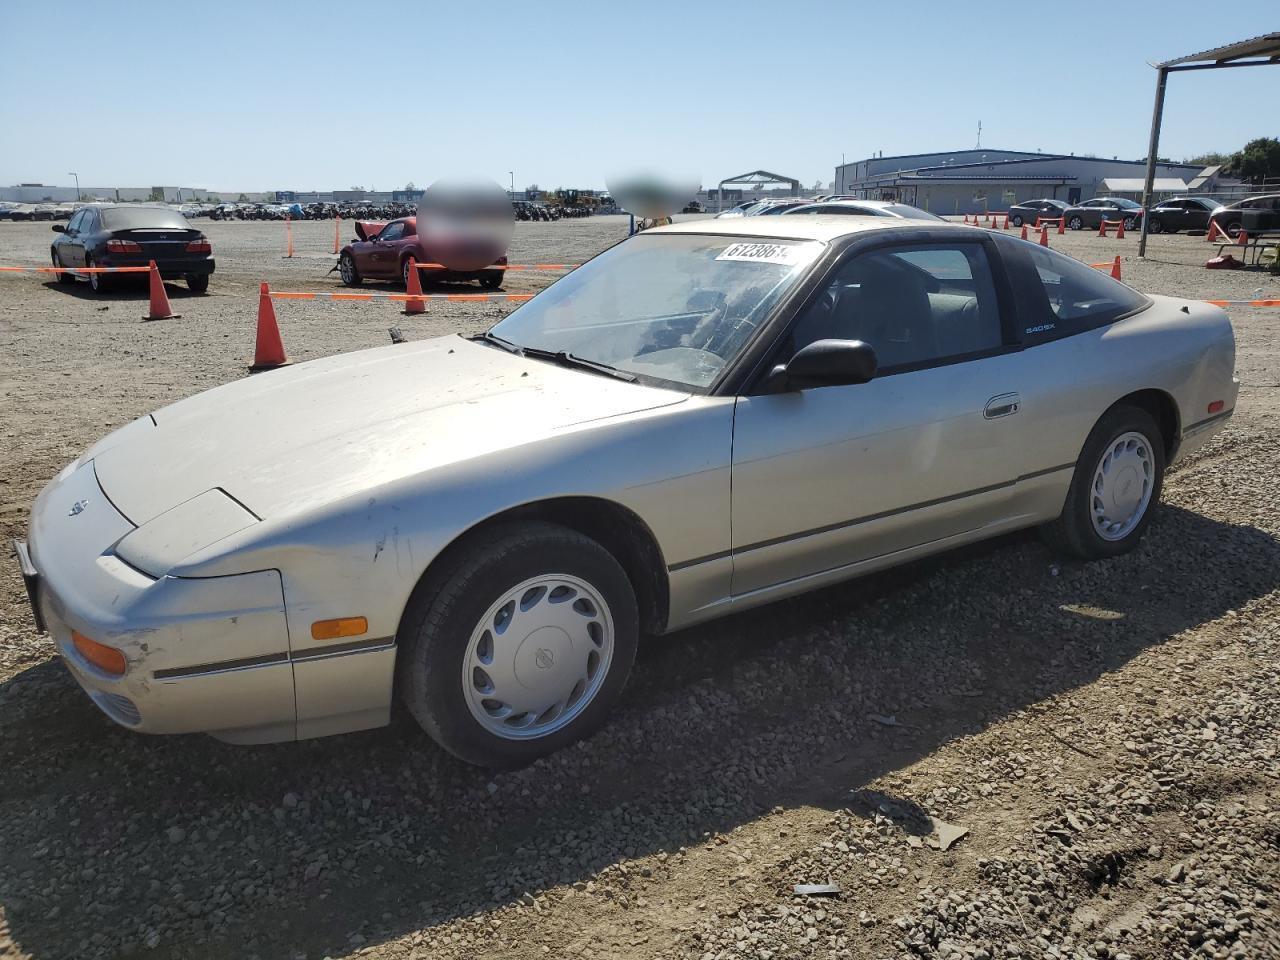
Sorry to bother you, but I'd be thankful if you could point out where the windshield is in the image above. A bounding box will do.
[486,233,823,390]
[1113,198,1142,209]
[883,203,945,221]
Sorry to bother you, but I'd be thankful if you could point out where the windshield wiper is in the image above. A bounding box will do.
[519,346,637,382]
[476,331,522,354]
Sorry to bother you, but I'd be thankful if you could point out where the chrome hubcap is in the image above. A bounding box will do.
[1091,431,1154,541]
[340,256,354,283]
[463,574,613,740]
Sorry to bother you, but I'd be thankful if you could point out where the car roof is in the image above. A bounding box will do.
[650,214,957,243]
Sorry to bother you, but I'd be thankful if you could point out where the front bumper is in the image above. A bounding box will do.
[22,461,297,743]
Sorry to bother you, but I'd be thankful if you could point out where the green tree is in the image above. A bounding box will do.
[1187,151,1230,167]
[1226,137,1280,185]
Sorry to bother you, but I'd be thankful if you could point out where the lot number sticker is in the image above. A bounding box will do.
[716,242,805,266]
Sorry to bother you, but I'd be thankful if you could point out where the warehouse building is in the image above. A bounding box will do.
[833,150,1229,216]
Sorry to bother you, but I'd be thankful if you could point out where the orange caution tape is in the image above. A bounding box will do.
[0,265,154,274]
[266,290,536,303]
[1204,299,1280,307]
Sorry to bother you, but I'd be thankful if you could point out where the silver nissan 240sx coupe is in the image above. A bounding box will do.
[15,216,1237,767]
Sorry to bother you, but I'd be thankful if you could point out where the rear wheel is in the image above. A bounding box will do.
[339,252,362,286]
[1123,216,1138,230]
[480,271,503,290]
[1069,216,1084,230]
[398,521,639,768]
[1041,405,1165,560]
[186,273,209,294]
[87,255,112,294]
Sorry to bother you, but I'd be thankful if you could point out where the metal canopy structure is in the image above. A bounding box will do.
[715,170,800,213]
[1138,33,1280,256]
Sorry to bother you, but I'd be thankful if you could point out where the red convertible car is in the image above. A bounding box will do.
[337,217,507,289]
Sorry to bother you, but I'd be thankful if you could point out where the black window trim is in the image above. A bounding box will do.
[734,230,1022,395]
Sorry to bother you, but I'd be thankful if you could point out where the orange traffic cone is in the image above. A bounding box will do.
[143,260,177,320]
[1020,224,1028,241]
[333,216,341,255]
[404,257,425,315]
[1098,220,1108,237]
[1206,220,1220,242]
[1238,228,1249,246]
[1002,214,1010,229]
[963,214,970,224]
[1116,219,1126,239]
[1110,256,1122,281]
[1039,226,1049,247]
[1057,217,1065,235]
[285,216,294,258]
[250,282,290,371]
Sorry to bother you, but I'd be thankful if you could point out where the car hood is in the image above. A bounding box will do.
[90,335,689,527]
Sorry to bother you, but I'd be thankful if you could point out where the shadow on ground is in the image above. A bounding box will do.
[1,503,1276,959]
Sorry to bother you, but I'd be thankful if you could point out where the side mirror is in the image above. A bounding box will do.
[765,339,878,392]
[51,224,65,233]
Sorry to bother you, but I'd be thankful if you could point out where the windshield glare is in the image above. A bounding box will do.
[487,233,823,390]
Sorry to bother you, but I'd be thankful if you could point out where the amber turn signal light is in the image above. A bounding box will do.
[71,631,127,676]
[311,616,368,641]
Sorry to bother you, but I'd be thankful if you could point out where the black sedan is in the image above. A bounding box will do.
[1063,197,1144,231]
[50,204,215,293]
[1208,194,1280,239]
[1144,197,1218,234]
[1007,198,1068,227]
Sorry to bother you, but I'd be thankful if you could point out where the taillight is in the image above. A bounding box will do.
[72,630,127,676]
[186,238,211,254]
[106,239,142,253]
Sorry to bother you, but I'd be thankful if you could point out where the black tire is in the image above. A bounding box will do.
[1123,216,1138,230]
[1041,404,1166,561]
[339,252,362,286]
[1224,221,1242,239]
[480,271,503,290]
[52,249,74,284]
[1069,216,1084,231]
[398,521,639,768]
[186,273,209,294]
[1010,214,1023,227]
[1147,218,1163,234]
[87,255,112,294]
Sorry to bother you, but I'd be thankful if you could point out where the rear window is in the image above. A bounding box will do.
[884,203,945,221]
[1022,245,1147,344]
[99,207,191,230]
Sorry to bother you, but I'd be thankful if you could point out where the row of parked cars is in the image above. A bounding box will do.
[1008,194,1280,237]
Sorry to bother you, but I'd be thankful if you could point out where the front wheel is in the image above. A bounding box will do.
[1147,218,1164,234]
[52,249,74,284]
[1224,221,1242,239]
[1010,214,1023,227]
[1041,405,1165,560]
[339,252,362,286]
[398,521,639,768]
[186,273,209,294]
[1069,216,1084,231]
[480,271,503,290]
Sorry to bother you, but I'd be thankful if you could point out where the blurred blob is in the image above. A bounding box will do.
[417,178,514,272]
[606,171,699,220]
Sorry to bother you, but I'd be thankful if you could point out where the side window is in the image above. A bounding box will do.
[377,222,405,242]
[784,243,1004,373]
[80,210,97,233]
[66,211,85,233]
[1022,244,1148,345]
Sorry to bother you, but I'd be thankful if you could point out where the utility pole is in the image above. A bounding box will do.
[68,172,80,201]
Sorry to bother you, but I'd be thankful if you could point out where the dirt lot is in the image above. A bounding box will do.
[1,216,1279,960]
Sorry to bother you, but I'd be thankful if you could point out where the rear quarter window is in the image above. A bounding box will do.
[1019,245,1148,345]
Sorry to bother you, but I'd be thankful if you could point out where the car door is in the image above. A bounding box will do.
[366,221,405,278]
[58,211,86,267]
[730,238,1036,596]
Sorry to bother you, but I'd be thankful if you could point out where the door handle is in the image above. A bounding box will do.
[984,392,1021,419]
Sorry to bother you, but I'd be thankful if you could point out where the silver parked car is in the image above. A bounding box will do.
[16,217,1238,767]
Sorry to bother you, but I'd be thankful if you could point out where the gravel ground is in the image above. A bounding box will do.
[1,216,1278,960]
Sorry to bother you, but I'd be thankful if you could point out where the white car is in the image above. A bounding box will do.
[17,217,1237,767]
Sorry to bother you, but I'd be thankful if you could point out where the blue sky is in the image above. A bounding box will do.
[0,0,1275,192]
